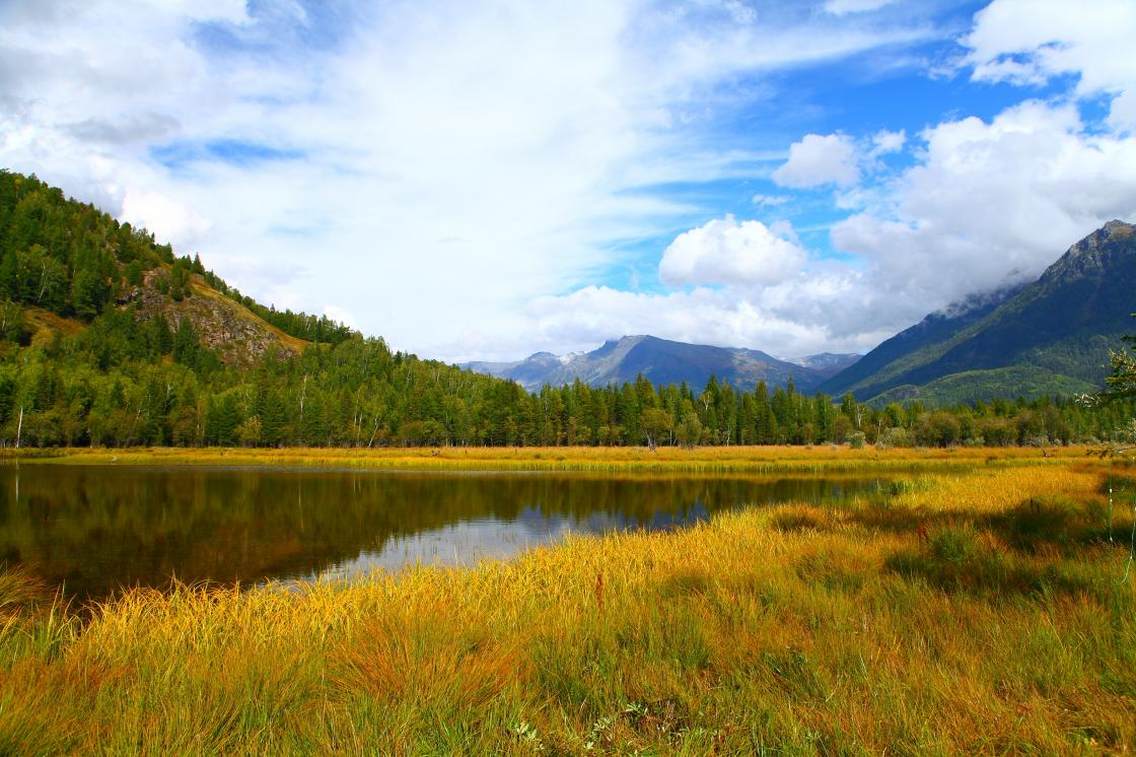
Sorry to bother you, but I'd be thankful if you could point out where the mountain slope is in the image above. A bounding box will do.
[787,352,863,380]
[465,335,856,392]
[0,170,349,365]
[822,220,1136,402]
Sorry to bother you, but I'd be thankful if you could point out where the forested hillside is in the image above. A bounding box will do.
[0,170,1132,449]
[822,221,1136,403]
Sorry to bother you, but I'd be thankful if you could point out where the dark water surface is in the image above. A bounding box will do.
[0,463,889,599]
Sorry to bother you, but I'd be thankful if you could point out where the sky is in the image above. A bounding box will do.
[1,0,1135,363]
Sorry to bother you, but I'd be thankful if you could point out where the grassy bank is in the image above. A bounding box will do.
[0,443,1096,474]
[1,458,1134,752]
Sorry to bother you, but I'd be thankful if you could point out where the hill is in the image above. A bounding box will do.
[0,169,1129,449]
[0,170,353,363]
[464,335,859,392]
[821,220,1136,403]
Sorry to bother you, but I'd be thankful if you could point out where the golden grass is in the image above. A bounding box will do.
[22,305,86,347]
[0,456,1133,752]
[2,443,1097,474]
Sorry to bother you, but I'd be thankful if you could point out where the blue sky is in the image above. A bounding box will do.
[1,0,1135,361]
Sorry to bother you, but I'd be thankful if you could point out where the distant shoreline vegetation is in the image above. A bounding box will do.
[1,168,1134,450]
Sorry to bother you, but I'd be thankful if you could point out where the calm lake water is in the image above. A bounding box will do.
[0,463,890,599]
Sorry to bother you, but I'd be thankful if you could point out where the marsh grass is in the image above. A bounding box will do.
[1,443,1098,475]
[0,458,1133,752]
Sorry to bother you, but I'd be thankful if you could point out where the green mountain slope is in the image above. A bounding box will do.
[822,220,1136,403]
[0,170,353,360]
[1,169,1131,449]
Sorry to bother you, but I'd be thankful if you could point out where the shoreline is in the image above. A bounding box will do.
[0,443,1098,474]
[1,456,1132,751]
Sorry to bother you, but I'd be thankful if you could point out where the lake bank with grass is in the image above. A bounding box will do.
[0,449,1133,752]
[0,443,1096,473]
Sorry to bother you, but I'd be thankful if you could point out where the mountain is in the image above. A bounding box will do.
[820,220,1136,403]
[464,335,858,392]
[0,171,355,365]
[785,352,862,380]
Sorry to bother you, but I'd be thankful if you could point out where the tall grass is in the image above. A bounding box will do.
[2,443,1099,474]
[0,459,1133,752]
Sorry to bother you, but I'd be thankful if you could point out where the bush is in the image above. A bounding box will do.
[876,427,911,449]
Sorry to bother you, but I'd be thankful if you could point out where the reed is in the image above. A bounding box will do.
[0,456,1133,752]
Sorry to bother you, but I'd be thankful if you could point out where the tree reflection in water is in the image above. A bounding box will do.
[0,464,887,600]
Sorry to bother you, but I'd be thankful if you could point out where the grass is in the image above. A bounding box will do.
[0,454,1134,752]
[22,305,86,347]
[1,443,1098,474]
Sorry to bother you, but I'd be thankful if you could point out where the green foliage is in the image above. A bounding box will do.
[200,268,355,345]
[0,168,1132,450]
[827,222,1136,403]
[0,171,167,319]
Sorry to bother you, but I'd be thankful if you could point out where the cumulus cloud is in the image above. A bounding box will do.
[322,305,358,330]
[868,128,906,157]
[0,0,935,362]
[772,133,860,188]
[962,0,1136,130]
[513,3,1136,361]
[120,189,212,248]
[8,0,1132,366]
[659,216,806,287]
[833,100,1136,311]
[526,285,847,357]
[1111,90,1136,134]
[528,98,1136,358]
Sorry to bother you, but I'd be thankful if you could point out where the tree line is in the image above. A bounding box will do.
[2,320,1132,449]
[1,168,1133,449]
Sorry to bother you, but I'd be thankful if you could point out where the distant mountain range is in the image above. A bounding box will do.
[463,335,860,393]
[466,220,1136,404]
[820,219,1136,404]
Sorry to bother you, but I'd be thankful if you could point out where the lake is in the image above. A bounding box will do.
[0,463,890,600]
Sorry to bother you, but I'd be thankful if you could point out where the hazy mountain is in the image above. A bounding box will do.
[820,220,1136,403]
[464,335,858,392]
[786,352,862,379]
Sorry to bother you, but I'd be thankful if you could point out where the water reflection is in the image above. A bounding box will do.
[0,464,887,599]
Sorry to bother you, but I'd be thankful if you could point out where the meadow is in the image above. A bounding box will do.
[5,442,1093,473]
[1,447,1134,753]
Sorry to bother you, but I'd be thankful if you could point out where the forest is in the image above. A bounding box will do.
[1,168,1133,449]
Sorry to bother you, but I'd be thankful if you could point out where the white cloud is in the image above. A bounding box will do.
[1111,90,1136,133]
[772,133,859,188]
[833,100,1136,311]
[824,0,898,16]
[962,0,1136,129]
[322,305,358,330]
[659,215,806,287]
[495,5,1136,362]
[528,98,1136,359]
[526,285,849,357]
[0,0,934,362]
[869,128,906,157]
[120,189,212,249]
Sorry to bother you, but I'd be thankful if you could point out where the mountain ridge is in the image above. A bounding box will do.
[464,335,860,392]
[821,219,1136,403]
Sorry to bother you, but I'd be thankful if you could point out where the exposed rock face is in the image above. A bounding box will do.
[135,271,305,365]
